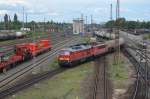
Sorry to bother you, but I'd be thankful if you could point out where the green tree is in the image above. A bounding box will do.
[14,13,18,23]
[13,13,21,30]
[146,22,150,29]
[105,20,115,28]
[4,14,8,29]
[115,18,126,28]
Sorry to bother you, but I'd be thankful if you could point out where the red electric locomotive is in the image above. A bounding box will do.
[0,39,51,72]
[58,43,106,66]
[58,44,93,66]
[58,39,125,67]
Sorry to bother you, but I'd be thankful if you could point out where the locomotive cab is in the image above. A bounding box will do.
[15,45,32,60]
[0,52,4,62]
[0,52,9,62]
[58,50,70,61]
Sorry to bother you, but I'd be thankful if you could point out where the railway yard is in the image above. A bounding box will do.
[0,0,150,98]
[0,29,148,99]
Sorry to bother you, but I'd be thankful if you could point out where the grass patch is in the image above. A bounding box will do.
[110,60,128,88]
[49,57,59,69]
[12,63,92,99]
[80,36,90,43]
[26,32,48,39]
[145,33,150,40]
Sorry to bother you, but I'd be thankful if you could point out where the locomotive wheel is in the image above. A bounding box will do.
[11,63,17,68]
[49,48,51,51]
[3,68,7,73]
[22,56,25,61]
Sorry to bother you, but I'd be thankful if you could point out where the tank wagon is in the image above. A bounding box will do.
[0,39,51,72]
[58,39,124,67]
[95,31,116,39]
[0,32,26,41]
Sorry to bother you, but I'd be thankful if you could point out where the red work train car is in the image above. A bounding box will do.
[15,39,51,57]
[0,39,51,72]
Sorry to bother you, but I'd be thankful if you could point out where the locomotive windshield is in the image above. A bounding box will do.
[0,53,9,62]
[59,50,70,55]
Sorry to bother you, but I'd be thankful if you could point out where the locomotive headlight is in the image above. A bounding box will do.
[64,52,70,55]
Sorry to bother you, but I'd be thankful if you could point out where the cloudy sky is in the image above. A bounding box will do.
[0,0,149,23]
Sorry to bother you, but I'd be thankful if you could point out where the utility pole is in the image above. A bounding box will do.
[110,3,113,38]
[8,15,11,31]
[117,0,120,18]
[144,43,148,99]
[110,4,113,21]
[141,38,148,99]
[116,3,118,22]
[22,7,25,30]
[44,17,46,32]
[81,13,84,20]
[81,14,84,34]
[91,15,93,35]
[85,16,87,33]
[25,13,27,28]
[114,0,120,64]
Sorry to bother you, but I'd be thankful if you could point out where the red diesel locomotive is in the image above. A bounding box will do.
[58,39,124,66]
[0,39,51,72]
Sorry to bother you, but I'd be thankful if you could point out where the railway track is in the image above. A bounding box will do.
[0,34,47,47]
[122,48,147,99]
[96,31,149,99]
[0,36,81,91]
[0,32,69,55]
[0,67,67,99]
[121,32,150,99]
[0,36,81,98]
[0,32,64,48]
[89,56,112,99]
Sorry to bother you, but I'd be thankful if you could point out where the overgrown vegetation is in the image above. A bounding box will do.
[110,59,128,88]
[49,58,59,69]
[144,33,150,40]
[80,36,90,43]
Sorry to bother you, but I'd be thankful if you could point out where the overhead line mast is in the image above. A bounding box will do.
[114,0,120,64]
[110,3,113,38]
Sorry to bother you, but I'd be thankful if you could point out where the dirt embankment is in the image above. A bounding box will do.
[107,53,136,99]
